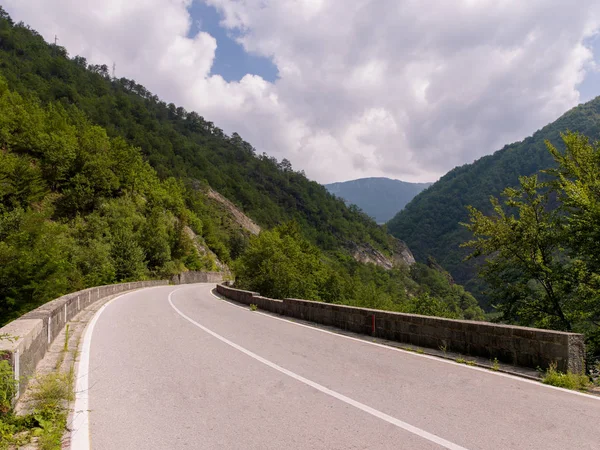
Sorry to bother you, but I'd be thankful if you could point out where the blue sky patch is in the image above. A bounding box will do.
[578,34,600,102]
[187,1,278,83]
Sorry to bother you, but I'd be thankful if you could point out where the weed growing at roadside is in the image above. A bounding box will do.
[0,368,74,449]
[250,304,258,311]
[491,358,500,371]
[456,356,466,364]
[542,362,589,391]
[466,360,476,366]
[416,348,424,354]
[439,343,448,355]
[63,325,70,353]
[29,371,73,450]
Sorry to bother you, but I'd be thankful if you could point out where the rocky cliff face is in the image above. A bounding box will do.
[350,237,415,270]
[184,226,230,273]
[391,237,416,266]
[206,188,261,235]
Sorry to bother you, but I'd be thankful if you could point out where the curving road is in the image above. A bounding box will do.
[76,284,600,449]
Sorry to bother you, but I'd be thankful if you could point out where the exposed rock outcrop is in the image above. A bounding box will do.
[390,237,416,266]
[350,237,415,270]
[206,188,261,235]
[184,226,230,273]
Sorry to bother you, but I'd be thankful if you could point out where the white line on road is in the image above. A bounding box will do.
[71,292,132,450]
[169,288,469,450]
[208,286,600,402]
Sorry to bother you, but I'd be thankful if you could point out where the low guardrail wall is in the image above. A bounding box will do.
[0,280,168,398]
[171,271,224,285]
[216,284,585,373]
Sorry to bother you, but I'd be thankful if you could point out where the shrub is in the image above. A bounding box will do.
[542,362,590,391]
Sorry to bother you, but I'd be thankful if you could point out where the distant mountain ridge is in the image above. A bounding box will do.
[325,177,432,223]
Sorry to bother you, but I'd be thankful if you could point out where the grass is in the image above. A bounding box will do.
[456,356,466,364]
[466,360,476,366]
[249,304,258,311]
[542,362,590,391]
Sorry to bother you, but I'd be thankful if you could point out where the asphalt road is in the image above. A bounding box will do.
[84,284,600,449]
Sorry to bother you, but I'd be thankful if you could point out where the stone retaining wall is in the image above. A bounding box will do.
[216,284,585,373]
[171,271,224,285]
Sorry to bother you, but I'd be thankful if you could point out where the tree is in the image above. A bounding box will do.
[463,132,600,344]
[234,223,326,300]
[0,6,13,26]
[462,175,572,329]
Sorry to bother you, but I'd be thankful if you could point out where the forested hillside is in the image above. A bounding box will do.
[0,77,222,322]
[325,177,431,223]
[0,9,484,324]
[388,96,600,306]
[0,9,389,253]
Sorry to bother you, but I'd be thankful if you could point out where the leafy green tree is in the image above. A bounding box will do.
[141,207,172,271]
[462,175,571,329]
[0,207,76,321]
[463,132,600,360]
[388,93,600,308]
[234,223,326,300]
[110,226,147,281]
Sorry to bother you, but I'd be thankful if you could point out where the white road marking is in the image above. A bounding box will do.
[71,292,132,450]
[207,286,600,402]
[169,288,468,450]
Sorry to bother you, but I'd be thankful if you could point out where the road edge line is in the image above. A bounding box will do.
[70,289,150,450]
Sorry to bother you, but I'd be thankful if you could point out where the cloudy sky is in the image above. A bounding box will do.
[4,1,600,183]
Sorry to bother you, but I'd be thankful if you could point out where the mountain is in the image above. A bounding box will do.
[324,178,432,224]
[387,96,600,307]
[0,8,484,323]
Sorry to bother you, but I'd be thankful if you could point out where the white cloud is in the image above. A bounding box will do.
[4,0,600,183]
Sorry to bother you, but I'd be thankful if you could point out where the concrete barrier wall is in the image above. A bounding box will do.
[171,271,224,285]
[0,280,168,397]
[216,284,585,373]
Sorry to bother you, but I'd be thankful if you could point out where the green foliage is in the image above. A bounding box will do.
[235,224,485,319]
[0,12,392,258]
[0,357,15,416]
[388,96,600,308]
[234,222,326,301]
[0,357,72,449]
[0,9,485,326]
[491,357,500,371]
[410,263,484,320]
[0,80,218,324]
[462,174,572,330]
[463,132,600,364]
[542,362,590,391]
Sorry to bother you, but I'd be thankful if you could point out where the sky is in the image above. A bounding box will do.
[3,0,600,184]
